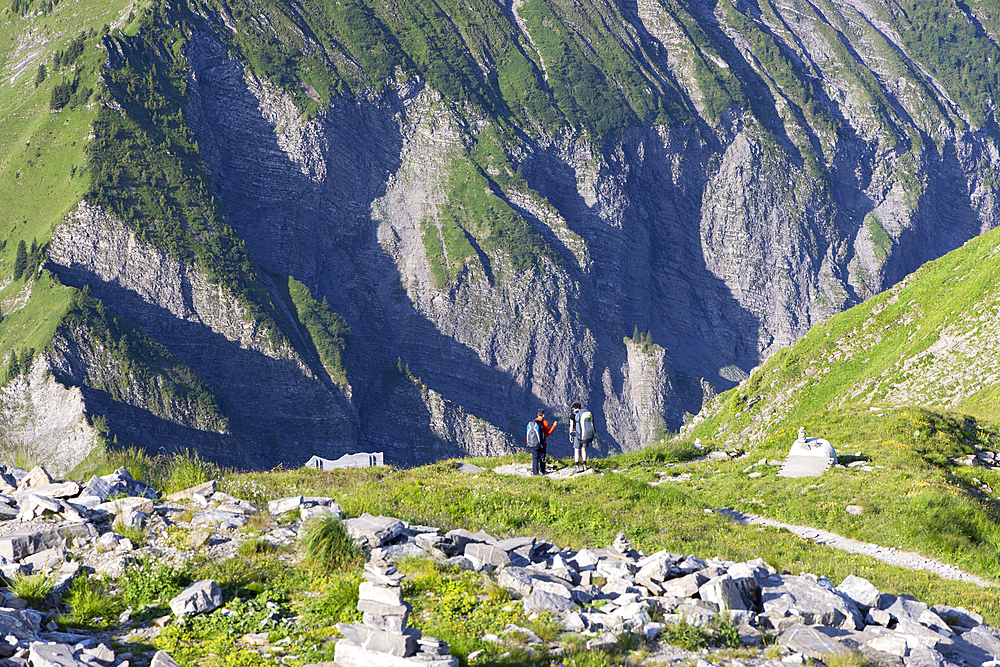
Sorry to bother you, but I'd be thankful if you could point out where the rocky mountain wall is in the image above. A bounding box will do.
[0,361,97,477]
[10,0,1000,467]
[45,203,359,468]
[174,0,1000,459]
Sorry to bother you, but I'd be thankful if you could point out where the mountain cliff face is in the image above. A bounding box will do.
[2,0,1000,469]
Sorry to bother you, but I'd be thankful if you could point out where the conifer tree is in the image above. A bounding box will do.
[5,352,20,382]
[12,241,27,281]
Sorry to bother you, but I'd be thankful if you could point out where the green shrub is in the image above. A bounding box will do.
[121,558,190,608]
[301,516,361,572]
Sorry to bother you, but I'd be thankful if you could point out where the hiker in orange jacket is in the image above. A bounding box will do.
[533,409,557,475]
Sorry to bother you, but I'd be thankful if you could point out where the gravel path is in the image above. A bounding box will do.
[716,508,997,588]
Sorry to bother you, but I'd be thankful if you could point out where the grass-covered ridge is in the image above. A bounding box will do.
[86,5,299,351]
[279,276,352,385]
[58,288,231,431]
[688,225,1000,451]
[649,225,1000,596]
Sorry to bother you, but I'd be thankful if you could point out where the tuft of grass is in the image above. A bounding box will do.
[662,618,709,651]
[202,555,286,590]
[0,434,39,471]
[238,538,276,558]
[301,517,362,572]
[59,576,124,629]
[162,449,220,495]
[522,612,563,643]
[113,520,148,548]
[8,572,53,608]
[706,616,741,648]
[300,573,362,624]
[822,651,880,667]
[243,513,271,534]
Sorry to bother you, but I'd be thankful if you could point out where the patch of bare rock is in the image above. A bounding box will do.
[0,463,995,667]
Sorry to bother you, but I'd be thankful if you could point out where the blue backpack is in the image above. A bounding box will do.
[526,421,541,450]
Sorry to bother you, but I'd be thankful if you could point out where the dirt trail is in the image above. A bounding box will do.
[716,508,997,588]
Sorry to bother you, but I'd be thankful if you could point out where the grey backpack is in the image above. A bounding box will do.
[578,410,595,442]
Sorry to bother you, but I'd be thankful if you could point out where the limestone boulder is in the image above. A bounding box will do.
[522,590,576,617]
[699,574,749,611]
[166,480,217,502]
[0,608,43,639]
[837,574,880,612]
[150,651,182,667]
[0,528,67,562]
[660,571,707,598]
[81,476,113,503]
[611,602,651,631]
[17,466,53,491]
[674,555,708,574]
[28,642,87,667]
[169,579,223,617]
[932,605,983,630]
[635,550,675,582]
[102,467,159,499]
[877,594,954,638]
[497,566,533,597]
[346,514,405,547]
[760,574,864,630]
[463,543,510,571]
[778,624,853,660]
[19,482,79,499]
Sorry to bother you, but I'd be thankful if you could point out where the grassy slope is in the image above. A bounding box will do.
[692,226,1000,443]
[0,0,129,365]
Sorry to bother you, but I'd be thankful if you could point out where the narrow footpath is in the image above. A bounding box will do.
[716,508,996,588]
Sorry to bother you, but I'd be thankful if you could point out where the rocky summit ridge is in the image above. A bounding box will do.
[4,0,1000,467]
[0,460,996,667]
